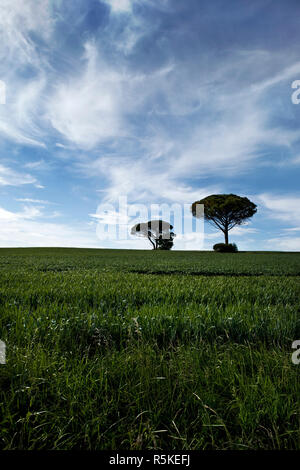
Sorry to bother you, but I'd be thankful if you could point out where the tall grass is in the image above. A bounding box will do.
[0,248,299,449]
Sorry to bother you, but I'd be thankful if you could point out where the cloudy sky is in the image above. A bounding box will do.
[0,0,300,250]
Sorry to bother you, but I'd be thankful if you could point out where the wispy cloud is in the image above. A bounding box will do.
[0,206,98,247]
[15,198,53,205]
[102,0,134,14]
[0,1,299,249]
[0,164,37,186]
[0,205,42,221]
[47,42,125,149]
[266,237,300,251]
[0,0,54,146]
[24,160,52,171]
[0,0,54,65]
[257,193,300,225]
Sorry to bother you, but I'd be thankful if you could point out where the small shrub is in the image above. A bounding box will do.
[213,243,238,253]
[157,236,174,250]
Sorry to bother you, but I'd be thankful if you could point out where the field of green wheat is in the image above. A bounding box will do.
[0,248,299,450]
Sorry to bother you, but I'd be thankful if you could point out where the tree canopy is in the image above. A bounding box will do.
[191,194,257,245]
[131,220,175,250]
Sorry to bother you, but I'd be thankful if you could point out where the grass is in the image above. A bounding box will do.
[0,248,299,450]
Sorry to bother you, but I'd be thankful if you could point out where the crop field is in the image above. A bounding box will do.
[0,248,299,450]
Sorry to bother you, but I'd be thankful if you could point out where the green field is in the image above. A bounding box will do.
[0,248,299,450]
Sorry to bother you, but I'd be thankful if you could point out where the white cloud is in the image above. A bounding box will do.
[0,220,99,248]
[174,232,205,251]
[0,164,37,186]
[0,0,53,146]
[250,61,300,94]
[81,155,221,205]
[48,42,125,149]
[257,193,300,224]
[283,227,300,232]
[0,205,42,221]
[23,160,51,171]
[253,193,300,250]
[72,49,300,207]
[0,204,100,248]
[266,237,300,252]
[15,198,53,204]
[290,155,300,165]
[0,118,46,147]
[0,0,54,65]
[230,225,259,236]
[89,209,130,224]
[0,58,48,147]
[103,0,133,13]
[0,207,19,222]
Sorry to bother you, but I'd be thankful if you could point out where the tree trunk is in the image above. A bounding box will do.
[148,236,156,250]
[224,229,229,245]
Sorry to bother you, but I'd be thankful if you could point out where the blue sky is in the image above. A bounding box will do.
[0,0,300,250]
